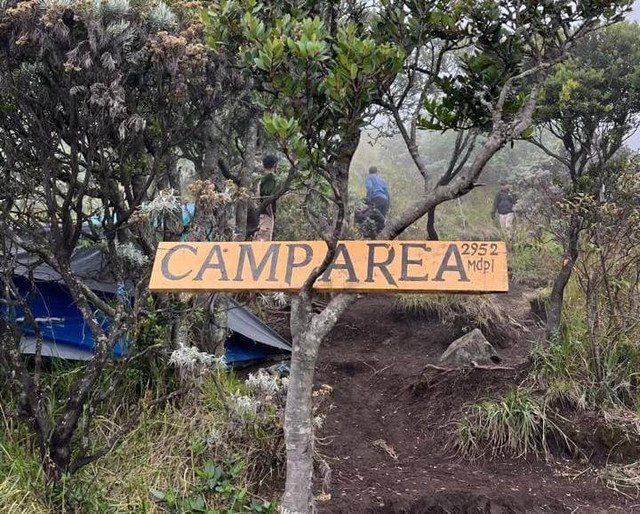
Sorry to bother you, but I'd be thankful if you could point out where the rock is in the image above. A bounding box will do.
[440,329,501,367]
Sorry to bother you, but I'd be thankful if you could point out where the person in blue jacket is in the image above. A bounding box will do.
[365,166,390,219]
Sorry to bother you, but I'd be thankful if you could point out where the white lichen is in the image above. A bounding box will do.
[169,346,227,379]
[149,1,176,28]
[116,242,149,266]
[245,369,282,396]
[139,189,181,216]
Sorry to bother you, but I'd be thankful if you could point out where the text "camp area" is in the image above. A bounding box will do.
[149,241,509,293]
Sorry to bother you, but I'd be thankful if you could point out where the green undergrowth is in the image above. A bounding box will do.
[455,281,640,468]
[508,234,562,289]
[0,366,285,513]
[530,281,640,411]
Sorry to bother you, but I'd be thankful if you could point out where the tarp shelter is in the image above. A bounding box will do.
[5,244,291,364]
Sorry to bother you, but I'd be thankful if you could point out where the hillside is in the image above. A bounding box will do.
[314,291,638,513]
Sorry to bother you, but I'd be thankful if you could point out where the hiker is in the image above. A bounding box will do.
[365,166,391,219]
[492,182,517,231]
[254,155,279,242]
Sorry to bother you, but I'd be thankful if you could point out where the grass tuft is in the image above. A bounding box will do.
[0,439,48,514]
[394,293,515,344]
[454,387,573,460]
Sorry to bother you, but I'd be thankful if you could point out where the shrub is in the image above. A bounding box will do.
[455,388,572,459]
[530,279,640,412]
[149,460,276,513]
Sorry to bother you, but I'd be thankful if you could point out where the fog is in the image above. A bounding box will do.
[630,1,640,149]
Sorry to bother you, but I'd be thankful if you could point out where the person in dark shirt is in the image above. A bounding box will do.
[365,166,391,218]
[492,182,516,231]
[255,155,278,241]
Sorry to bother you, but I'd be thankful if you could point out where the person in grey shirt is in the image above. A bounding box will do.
[492,182,517,230]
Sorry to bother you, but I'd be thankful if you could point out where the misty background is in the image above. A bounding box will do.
[629,0,640,149]
[345,4,640,238]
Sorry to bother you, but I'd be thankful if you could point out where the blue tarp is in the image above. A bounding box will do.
[10,276,126,358]
[9,278,287,363]
[225,337,267,363]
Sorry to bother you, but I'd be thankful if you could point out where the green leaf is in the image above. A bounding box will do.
[349,63,358,80]
[204,461,218,478]
[250,499,264,512]
[189,495,206,512]
[521,126,535,139]
[149,488,166,501]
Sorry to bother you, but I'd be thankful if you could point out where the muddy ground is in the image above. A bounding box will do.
[313,289,640,513]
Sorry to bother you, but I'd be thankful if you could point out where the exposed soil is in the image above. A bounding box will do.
[314,288,640,513]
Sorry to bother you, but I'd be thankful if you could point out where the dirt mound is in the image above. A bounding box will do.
[556,410,640,465]
[370,490,533,513]
[315,292,637,513]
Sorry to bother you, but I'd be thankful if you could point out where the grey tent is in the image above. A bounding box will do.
[227,298,291,352]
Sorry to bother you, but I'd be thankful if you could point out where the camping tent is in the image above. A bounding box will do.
[6,244,291,364]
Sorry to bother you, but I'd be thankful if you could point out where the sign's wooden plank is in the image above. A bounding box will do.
[149,241,508,294]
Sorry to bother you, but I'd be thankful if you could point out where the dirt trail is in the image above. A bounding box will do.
[315,290,639,513]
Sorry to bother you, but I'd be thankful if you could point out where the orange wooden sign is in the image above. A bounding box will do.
[149,241,508,294]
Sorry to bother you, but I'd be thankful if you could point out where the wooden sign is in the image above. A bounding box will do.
[149,241,508,294]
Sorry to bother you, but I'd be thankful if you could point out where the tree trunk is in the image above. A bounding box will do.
[280,132,356,510]
[585,283,602,383]
[166,151,181,193]
[282,292,354,513]
[236,116,258,241]
[47,440,72,482]
[546,217,580,342]
[281,132,360,513]
[202,294,228,357]
[1,320,52,475]
[201,119,219,182]
[173,314,190,349]
[282,330,320,513]
[426,205,438,240]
